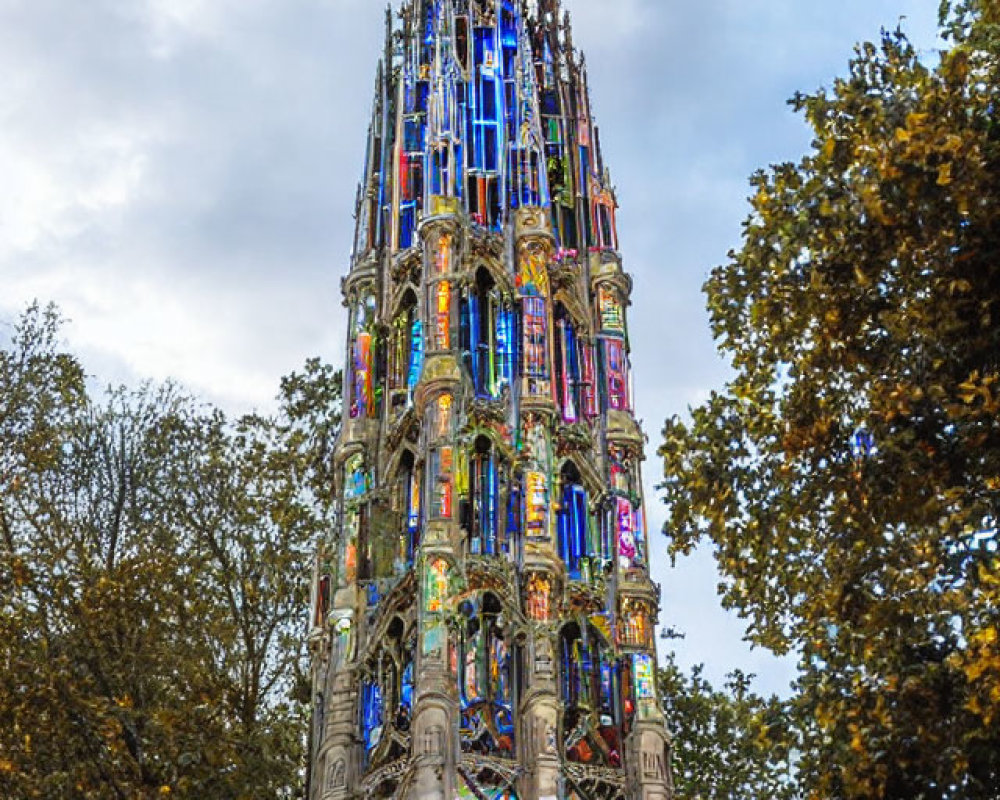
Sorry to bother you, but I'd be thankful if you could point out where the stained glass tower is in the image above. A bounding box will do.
[308,2,673,798]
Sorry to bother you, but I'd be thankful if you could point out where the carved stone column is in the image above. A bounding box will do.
[406,537,459,800]
[406,306,462,798]
[518,624,562,800]
[627,722,673,800]
[318,664,361,800]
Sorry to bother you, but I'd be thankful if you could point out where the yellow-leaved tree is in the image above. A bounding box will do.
[0,304,341,798]
[660,2,1000,797]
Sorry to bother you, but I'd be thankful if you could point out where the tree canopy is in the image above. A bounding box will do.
[660,2,1000,797]
[0,305,341,799]
[658,648,796,800]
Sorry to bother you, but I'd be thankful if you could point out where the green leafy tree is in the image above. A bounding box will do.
[659,650,797,800]
[0,305,342,798]
[276,357,344,513]
[660,3,1000,798]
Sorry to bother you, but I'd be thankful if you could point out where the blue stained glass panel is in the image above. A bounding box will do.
[559,484,588,579]
[361,680,384,754]
[496,307,514,389]
[468,293,481,392]
[401,661,414,711]
[408,320,424,393]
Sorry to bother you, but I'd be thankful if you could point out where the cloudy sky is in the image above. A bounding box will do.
[0,0,941,695]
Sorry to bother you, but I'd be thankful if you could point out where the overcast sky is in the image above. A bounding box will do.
[0,0,941,695]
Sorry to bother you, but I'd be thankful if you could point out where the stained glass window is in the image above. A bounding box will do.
[407,468,421,535]
[435,281,451,349]
[555,314,580,423]
[350,331,373,419]
[621,599,652,648]
[435,394,453,439]
[342,509,358,584]
[404,116,424,153]
[518,250,549,297]
[390,314,407,392]
[525,573,551,621]
[455,16,469,73]
[496,305,515,390]
[458,594,515,758]
[558,483,590,581]
[361,679,383,758]
[470,438,499,556]
[425,558,451,614]
[400,660,414,714]
[435,233,452,275]
[430,447,454,519]
[523,297,548,380]
[593,201,617,251]
[506,477,522,545]
[350,295,377,419]
[525,471,547,537]
[561,625,614,715]
[634,501,647,567]
[605,339,629,411]
[616,496,637,569]
[401,452,421,565]
[345,454,367,500]
[633,653,656,700]
[461,273,515,399]
[391,302,422,413]
[431,146,451,196]
[408,319,424,395]
[580,343,597,417]
[464,290,484,395]
[398,152,422,249]
[598,287,624,333]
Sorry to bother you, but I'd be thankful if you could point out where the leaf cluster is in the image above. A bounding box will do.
[660,5,1000,798]
[658,650,798,800]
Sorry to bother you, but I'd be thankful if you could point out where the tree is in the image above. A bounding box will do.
[658,650,797,800]
[0,305,342,798]
[660,3,1000,798]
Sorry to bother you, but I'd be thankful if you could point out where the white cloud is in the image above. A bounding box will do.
[568,0,649,44]
[0,123,151,257]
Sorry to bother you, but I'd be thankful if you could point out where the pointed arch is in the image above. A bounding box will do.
[390,282,421,321]
[552,284,591,337]
[559,619,622,768]
[457,589,517,759]
[359,611,417,775]
[557,460,600,581]
[388,288,423,417]
[553,300,597,423]
[384,448,420,569]
[467,434,502,556]
[461,265,516,399]
[554,454,602,500]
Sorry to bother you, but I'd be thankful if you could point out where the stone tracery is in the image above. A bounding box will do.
[308,3,673,798]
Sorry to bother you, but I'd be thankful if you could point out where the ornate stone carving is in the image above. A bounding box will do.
[326,758,346,790]
[308,5,675,800]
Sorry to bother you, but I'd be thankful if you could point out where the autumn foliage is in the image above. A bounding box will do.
[0,305,341,799]
[660,1,1000,797]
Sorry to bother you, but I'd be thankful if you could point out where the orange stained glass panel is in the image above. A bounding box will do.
[436,394,453,438]
[436,281,451,348]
